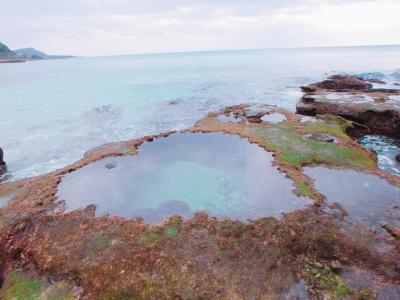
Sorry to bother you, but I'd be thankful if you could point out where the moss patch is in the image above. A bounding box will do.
[137,228,160,247]
[305,262,351,299]
[303,115,354,140]
[305,263,377,300]
[0,216,5,229]
[164,224,180,238]
[0,270,45,300]
[295,182,315,197]
[248,123,375,170]
[86,233,112,253]
[122,148,138,156]
[0,270,77,300]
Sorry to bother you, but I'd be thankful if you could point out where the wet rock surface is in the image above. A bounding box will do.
[304,75,374,91]
[0,148,6,177]
[0,104,400,299]
[297,75,400,138]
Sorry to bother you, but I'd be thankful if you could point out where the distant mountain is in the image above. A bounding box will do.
[0,42,73,63]
[14,47,74,60]
[0,42,16,57]
[0,42,25,63]
[14,47,47,59]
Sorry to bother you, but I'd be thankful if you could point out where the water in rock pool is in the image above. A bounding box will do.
[217,113,242,124]
[304,167,400,229]
[57,133,310,222]
[359,135,400,176]
[261,113,287,123]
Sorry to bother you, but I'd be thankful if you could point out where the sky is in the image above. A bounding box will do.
[1,0,400,56]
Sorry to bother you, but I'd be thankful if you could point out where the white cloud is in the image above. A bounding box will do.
[0,0,399,55]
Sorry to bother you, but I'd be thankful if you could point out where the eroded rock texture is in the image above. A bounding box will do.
[297,75,400,138]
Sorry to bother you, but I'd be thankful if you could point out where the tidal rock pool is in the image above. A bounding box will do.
[304,167,400,229]
[360,135,400,176]
[261,113,287,123]
[217,113,242,124]
[57,133,310,222]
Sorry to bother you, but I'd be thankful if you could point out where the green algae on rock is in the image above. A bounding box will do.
[248,122,375,170]
[0,269,79,300]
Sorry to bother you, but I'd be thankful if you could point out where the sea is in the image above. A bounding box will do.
[1,45,400,181]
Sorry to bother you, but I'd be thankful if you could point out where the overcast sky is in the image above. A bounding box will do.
[1,0,399,56]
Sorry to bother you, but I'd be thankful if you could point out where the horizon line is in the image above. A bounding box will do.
[73,43,400,58]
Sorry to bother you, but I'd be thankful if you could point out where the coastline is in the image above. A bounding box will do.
[0,57,26,63]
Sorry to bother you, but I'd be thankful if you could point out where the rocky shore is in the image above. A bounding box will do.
[1,102,400,299]
[0,57,26,63]
[297,75,400,138]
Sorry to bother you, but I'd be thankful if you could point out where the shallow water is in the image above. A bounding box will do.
[359,135,400,176]
[217,113,241,124]
[343,267,400,299]
[57,133,310,222]
[304,167,400,229]
[281,280,308,300]
[261,113,287,123]
[1,46,400,181]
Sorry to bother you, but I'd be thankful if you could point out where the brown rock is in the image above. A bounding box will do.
[296,75,400,138]
[382,224,400,239]
[308,75,373,92]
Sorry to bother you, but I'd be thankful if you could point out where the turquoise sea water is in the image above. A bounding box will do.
[1,45,400,181]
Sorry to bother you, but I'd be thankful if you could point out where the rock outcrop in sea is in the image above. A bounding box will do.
[297,75,400,138]
[0,148,6,176]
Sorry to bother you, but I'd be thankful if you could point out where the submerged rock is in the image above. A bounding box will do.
[310,133,335,143]
[242,104,270,122]
[297,75,400,138]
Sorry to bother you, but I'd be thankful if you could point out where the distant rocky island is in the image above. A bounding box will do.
[0,41,74,63]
